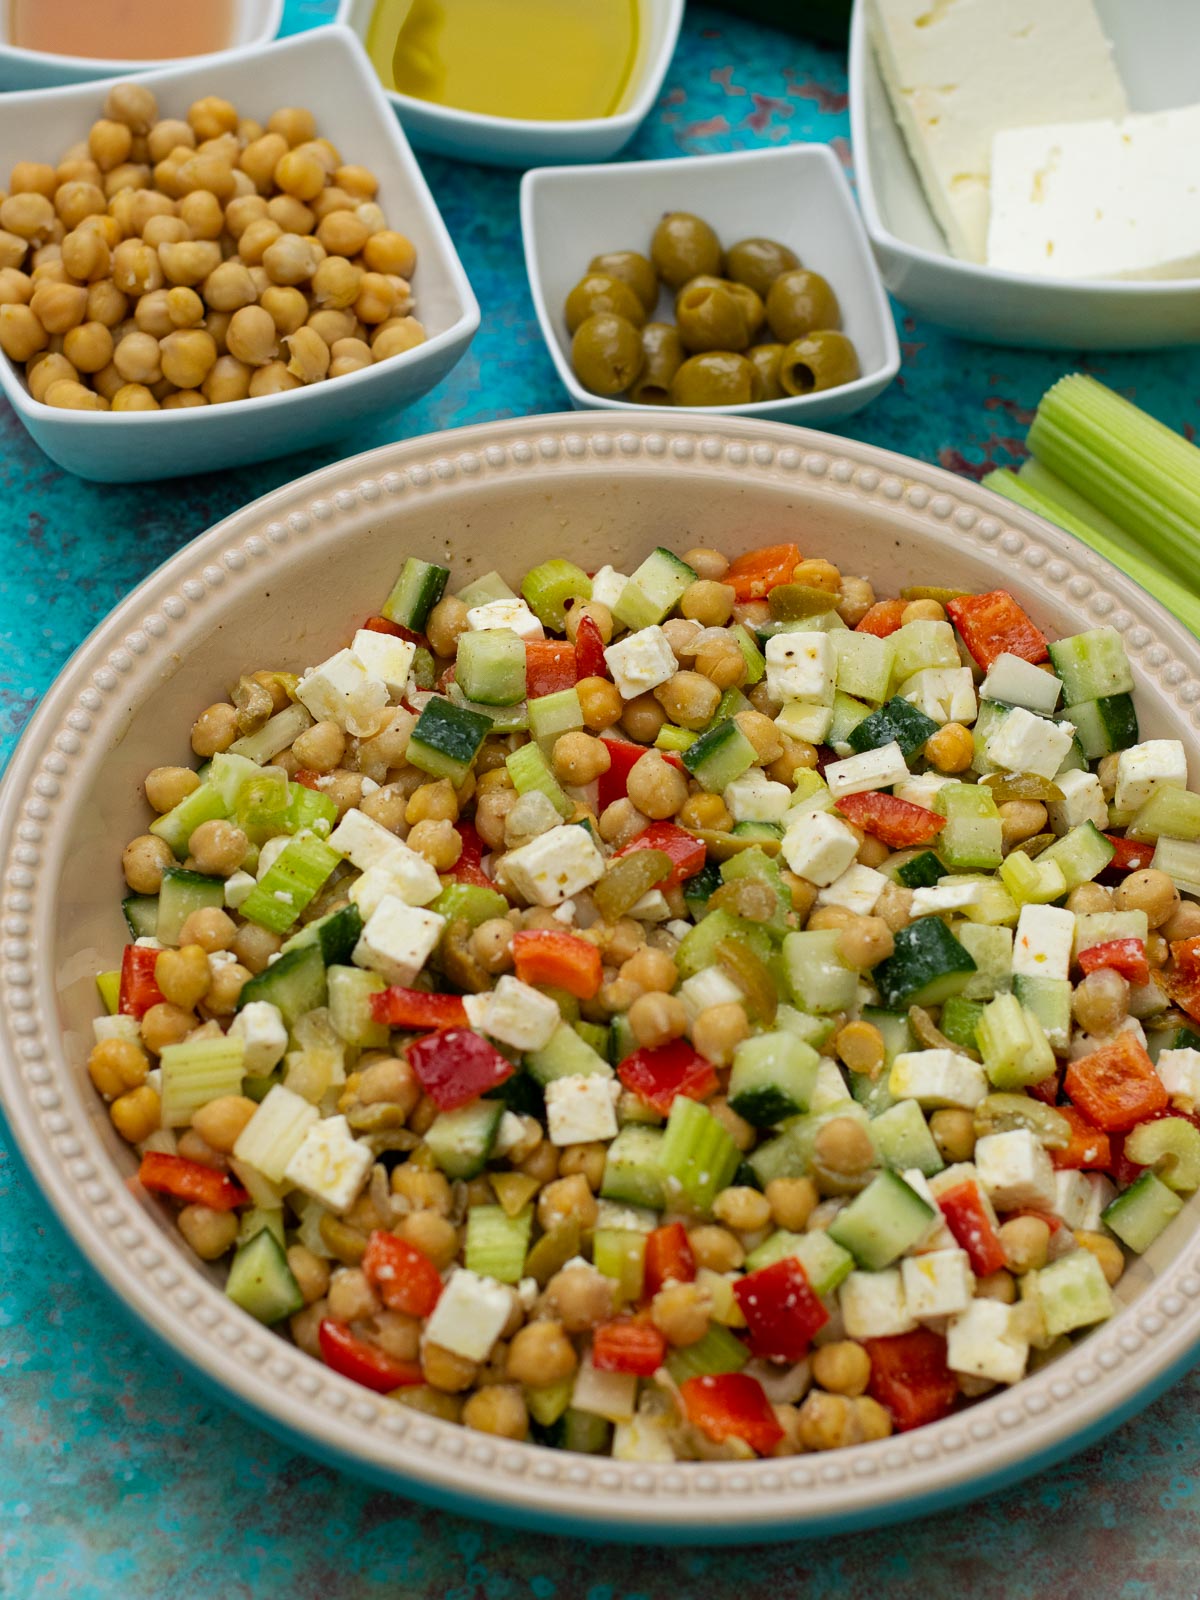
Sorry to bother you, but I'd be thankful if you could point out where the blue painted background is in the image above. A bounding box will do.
[3,3,1200,1594]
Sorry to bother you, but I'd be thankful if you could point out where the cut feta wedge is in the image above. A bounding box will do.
[466,597,544,639]
[424,1268,513,1362]
[824,742,909,798]
[352,896,444,986]
[296,647,389,738]
[497,823,606,906]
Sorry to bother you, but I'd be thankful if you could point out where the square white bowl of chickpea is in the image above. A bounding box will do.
[0,26,480,482]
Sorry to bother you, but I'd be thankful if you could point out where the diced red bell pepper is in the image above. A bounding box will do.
[946,590,1049,670]
[679,1372,783,1456]
[1104,833,1157,874]
[1166,936,1200,1022]
[592,1317,667,1377]
[362,614,423,645]
[732,1257,828,1363]
[435,662,457,694]
[618,1039,718,1116]
[864,1329,957,1432]
[616,820,707,886]
[724,543,802,602]
[1064,1031,1167,1131]
[1078,937,1150,986]
[855,598,907,637]
[511,928,603,1000]
[407,1027,514,1111]
[597,738,684,812]
[574,612,608,681]
[137,1152,249,1212]
[293,768,323,790]
[642,1222,696,1301]
[119,943,165,1019]
[936,1180,1007,1276]
[448,821,492,888]
[1049,1104,1113,1171]
[370,987,468,1030]
[525,640,577,698]
[1026,1067,1061,1107]
[318,1318,424,1393]
[362,1230,444,1318]
[835,790,947,849]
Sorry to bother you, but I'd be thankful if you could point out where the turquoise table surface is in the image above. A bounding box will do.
[5,3,1200,1595]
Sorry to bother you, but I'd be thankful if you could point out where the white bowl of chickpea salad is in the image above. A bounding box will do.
[7,412,1200,1540]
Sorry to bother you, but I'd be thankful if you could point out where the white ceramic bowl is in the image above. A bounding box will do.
[4,412,1200,1541]
[332,0,683,168]
[0,28,479,483]
[848,0,1200,349]
[521,145,900,422]
[0,0,284,90]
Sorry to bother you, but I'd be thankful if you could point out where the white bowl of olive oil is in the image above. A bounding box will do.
[334,0,684,168]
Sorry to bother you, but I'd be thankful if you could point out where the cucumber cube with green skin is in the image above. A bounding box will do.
[156,867,225,946]
[237,943,327,1028]
[382,556,450,631]
[600,1126,666,1211]
[613,548,697,631]
[122,894,159,940]
[728,1031,821,1127]
[847,696,940,759]
[682,860,722,917]
[895,851,944,888]
[1012,973,1071,1050]
[869,1098,944,1177]
[874,918,977,1010]
[938,995,985,1052]
[743,1229,855,1295]
[408,697,492,784]
[1127,785,1200,844]
[425,1099,504,1180]
[1035,1250,1114,1339]
[1066,693,1139,760]
[456,570,516,607]
[827,691,872,750]
[1036,821,1115,890]
[281,903,363,966]
[782,929,859,1013]
[1102,1170,1184,1252]
[455,628,527,705]
[225,1229,304,1325]
[1048,627,1134,705]
[827,1170,934,1269]
[526,1020,612,1084]
[676,908,772,980]
[681,718,757,793]
[976,993,1056,1090]
[934,782,1004,871]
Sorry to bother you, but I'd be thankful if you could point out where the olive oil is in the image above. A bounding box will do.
[368,0,640,122]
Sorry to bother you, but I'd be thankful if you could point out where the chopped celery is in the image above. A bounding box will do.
[655,724,697,753]
[228,701,314,765]
[431,881,509,928]
[159,1035,246,1127]
[506,740,573,818]
[521,560,592,631]
[592,1227,646,1302]
[239,835,341,934]
[658,1097,740,1215]
[464,1204,533,1283]
[149,783,227,858]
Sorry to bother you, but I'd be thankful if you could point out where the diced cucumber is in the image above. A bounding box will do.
[1012,973,1072,1050]
[832,630,894,704]
[149,782,227,858]
[228,702,314,766]
[239,834,341,934]
[782,928,859,1013]
[1066,694,1138,761]
[1073,910,1149,956]
[574,1020,610,1058]
[225,1228,303,1324]
[1035,1250,1113,1339]
[122,894,159,940]
[237,943,327,1028]
[448,684,529,734]
[869,1098,943,1177]
[720,846,790,935]
[600,1125,666,1210]
[743,1229,855,1296]
[1037,821,1114,890]
[156,867,225,946]
[864,1006,914,1068]
[613,548,697,631]
[506,739,573,818]
[327,965,389,1049]
[970,700,1012,777]
[1000,848,1067,906]
[382,556,450,631]
[237,1206,285,1249]
[1153,836,1200,896]
[528,689,584,748]
[464,1204,533,1283]
[728,1031,821,1127]
[704,685,753,731]
[1102,1170,1183,1252]
[731,624,765,685]
[827,691,872,752]
[281,903,364,967]
[527,1020,612,1085]
[1127,786,1200,844]
[730,819,783,842]
[659,1097,740,1215]
[776,1004,838,1052]
[609,1011,636,1066]
[676,908,772,981]
[896,851,944,889]
[426,1099,504,1180]
[522,559,592,632]
[889,619,961,685]
[776,699,834,744]
[939,995,984,1051]
[847,696,939,759]
[455,628,526,705]
[827,1171,934,1269]
[874,918,977,1010]
[682,861,722,918]
[934,783,1003,872]
[681,718,757,793]
[951,875,1019,929]
[456,570,516,607]
[408,697,491,784]
[1048,627,1134,705]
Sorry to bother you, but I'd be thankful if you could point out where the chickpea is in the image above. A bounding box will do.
[1,191,56,241]
[110,382,156,411]
[687,1225,744,1273]
[619,945,677,994]
[628,991,689,1050]
[693,1001,750,1067]
[61,227,109,283]
[358,230,413,278]
[112,329,163,385]
[354,270,401,324]
[265,194,315,236]
[86,278,127,327]
[391,1161,453,1216]
[262,233,325,287]
[405,817,460,871]
[186,95,237,141]
[925,722,974,774]
[694,634,747,690]
[0,267,32,306]
[537,1173,596,1234]
[678,547,725,580]
[575,676,622,733]
[110,1084,160,1143]
[177,906,236,953]
[766,1175,819,1231]
[0,302,47,363]
[10,161,57,199]
[317,209,370,258]
[466,918,512,977]
[88,119,133,174]
[812,1116,876,1186]
[462,1385,528,1441]
[191,1094,257,1154]
[274,148,327,202]
[188,818,248,877]
[371,317,426,361]
[155,944,212,1010]
[505,1319,578,1386]
[406,778,458,825]
[190,701,239,757]
[397,1209,458,1270]
[0,230,27,271]
[1066,882,1113,914]
[1165,901,1200,943]
[224,303,278,367]
[792,557,840,592]
[256,286,306,341]
[425,594,468,659]
[900,598,946,625]
[88,1036,149,1099]
[975,1270,1017,1304]
[282,1244,329,1307]
[104,81,158,134]
[199,259,256,315]
[201,354,251,405]
[517,1139,559,1186]
[1115,868,1179,929]
[238,217,284,269]
[546,730,607,786]
[874,881,914,932]
[177,1204,238,1261]
[30,281,88,334]
[291,719,346,774]
[307,307,356,347]
[159,328,217,389]
[326,1266,380,1324]
[811,1341,871,1397]
[1072,967,1129,1036]
[140,1002,195,1055]
[44,379,106,411]
[134,288,173,337]
[228,923,280,975]
[837,915,894,970]
[675,792,727,833]
[27,352,76,401]
[999,1215,1051,1275]
[204,960,249,1016]
[796,1390,861,1452]
[122,832,174,893]
[999,799,1048,851]
[544,1263,615,1334]
[267,107,317,147]
[625,751,688,820]
[676,578,734,627]
[651,670,719,732]
[1074,1230,1125,1287]
[930,1107,976,1163]
[712,1185,772,1232]
[223,194,268,240]
[283,325,330,385]
[328,336,373,378]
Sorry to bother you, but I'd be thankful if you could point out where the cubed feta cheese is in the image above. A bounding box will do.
[545,1073,621,1146]
[1115,740,1188,814]
[901,1248,976,1319]
[985,707,1076,780]
[947,1297,1029,1386]
[724,768,791,824]
[351,628,416,697]
[889,1049,988,1110]
[329,807,409,872]
[975,1129,1057,1211]
[423,1268,513,1361]
[824,741,910,798]
[839,1268,916,1339]
[588,565,628,611]
[781,810,861,886]
[492,1110,528,1159]
[296,647,389,738]
[497,823,606,906]
[227,999,288,1074]
[910,881,984,918]
[816,862,888,915]
[1052,1169,1116,1232]
[603,626,678,700]
[93,1013,142,1045]
[466,597,544,639]
[1048,768,1108,833]
[283,1114,373,1213]
[980,653,1062,715]
[223,869,256,909]
[628,888,671,922]
[775,699,834,744]
[349,843,442,918]
[900,666,977,727]
[1012,904,1075,982]
[810,1056,854,1113]
[765,631,835,704]
[1156,1046,1200,1107]
[463,974,560,1052]
[893,772,952,809]
[352,895,445,985]
[679,968,745,1017]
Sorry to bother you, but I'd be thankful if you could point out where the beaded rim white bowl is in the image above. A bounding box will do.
[3,412,1200,1542]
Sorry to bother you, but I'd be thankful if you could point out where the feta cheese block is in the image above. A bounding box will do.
[1048,769,1108,834]
[899,666,977,727]
[989,105,1200,281]
[352,896,445,986]
[975,1129,1057,1211]
[463,974,560,1052]
[1115,740,1188,814]
[868,0,1127,264]
[283,1113,373,1213]
[765,630,835,704]
[946,1297,1029,1386]
[329,807,413,872]
[1013,904,1075,983]
[544,1073,622,1146]
[227,999,288,1074]
[824,742,909,798]
[781,810,861,886]
[423,1268,513,1362]
[588,565,628,611]
[348,843,442,918]
[296,647,390,738]
[351,628,415,696]
[724,768,792,824]
[498,823,606,906]
[1156,1047,1200,1108]
[910,881,984,918]
[839,1268,916,1340]
[901,1247,975,1320]
[816,863,888,916]
[985,706,1075,781]
[465,597,544,639]
[603,626,678,700]
[889,1049,988,1110]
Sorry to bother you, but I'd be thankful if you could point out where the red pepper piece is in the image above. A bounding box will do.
[618,1039,718,1116]
[574,612,608,681]
[370,987,468,1030]
[864,1328,957,1432]
[946,590,1049,670]
[1026,1067,1062,1107]
[525,640,577,698]
[1078,937,1150,987]
[119,944,165,1019]
[679,1372,783,1456]
[642,1222,696,1301]
[362,1230,444,1318]
[598,738,683,812]
[732,1256,828,1363]
[1049,1104,1113,1171]
[1104,833,1156,874]
[293,768,323,790]
[362,614,423,645]
[436,662,457,694]
[318,1318,424,1393]
[407,1027,514,1111]
[1107,1132,1145,1189]
[449,821,492,888]
[855,598,907,637]
[616,820,707,886]
[834,790,947,849]
[511,928,603,1000]
[137,1151,249,1212]
[936,1179,1007,1276]
[1064,1031,1167,1131]
[724,543,802,603]
[592,1317,667,1377]
[1166,936,1200,1023]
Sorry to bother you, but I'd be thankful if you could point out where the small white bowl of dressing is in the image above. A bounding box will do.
[333,0,684,168]
[0,0,284,91]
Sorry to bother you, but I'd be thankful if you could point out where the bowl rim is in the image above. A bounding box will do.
[0,0,285,75]
[519,143,902,417]
[847,0,1200,298]
[0,26,482,431]
[5,410,1200,1541]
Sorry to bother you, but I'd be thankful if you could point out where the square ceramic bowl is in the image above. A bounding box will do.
[333,0,683,168]
[521,145,900,423]
[0,0,283,90]
[0,28,480,483]
[848,0,1200,349]
[4,412,1200,1541]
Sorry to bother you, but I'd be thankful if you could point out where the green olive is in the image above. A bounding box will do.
[564,272,647,335]
[676,274,765,342]
[589,250,659,315]
[765,269,841,343]
[650,211,722,290]
[778,330,860,396]
[747,342,786,400]
[571,311,644,396]
[629,321,684,405]
[725,236,801,300]
[674,280,749,353]
[669,350,759,408]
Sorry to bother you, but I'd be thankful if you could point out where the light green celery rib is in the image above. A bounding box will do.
[1026,375,1200,590]
[981,467,1200,640]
